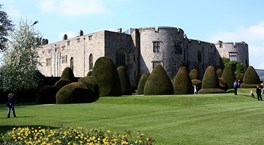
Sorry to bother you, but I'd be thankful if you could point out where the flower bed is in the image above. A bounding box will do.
[0,127,154,145]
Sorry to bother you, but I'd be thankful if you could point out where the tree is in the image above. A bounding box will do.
[0,4,13,51]
[220,57,247,75]
[0,19,41,91]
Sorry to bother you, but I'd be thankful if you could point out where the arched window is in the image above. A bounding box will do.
[70,57,74,72]
[89,54,93,70]
[116,48,126,66]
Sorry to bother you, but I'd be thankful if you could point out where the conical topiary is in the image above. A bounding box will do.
[241,66,261,88]
[173,66,193,94]
[189,68,198,80]
[92,57,121,97]
[216,69,223,78]
[236,73,244,83]
[117,66,132,95]
[199,66,225,93]
[54,67,75,88]
[144,64,174,95]
[137,73,150,95]
[221,65,236,89]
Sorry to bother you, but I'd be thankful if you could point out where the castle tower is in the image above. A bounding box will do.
[138,27,185,78]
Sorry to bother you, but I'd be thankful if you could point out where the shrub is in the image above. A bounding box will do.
[54,67,75,88]
[173,66,193,94]
[36,85,59,104]
[219,78,228,91]
[221,65,236,89]
[144,64,173,95]
[199,66,225,94]
[189,69,198,80]
[56,82,99,104]
[242,66,260,85]
[92,57,121,97]
[137,73,150,95]
[216,69,223,78]
[78,76,99,97]
[117,66,132,95]
[87,71,92,76]
[236,73,244,83]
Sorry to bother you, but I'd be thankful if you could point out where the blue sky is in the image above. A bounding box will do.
[1,0,264,69]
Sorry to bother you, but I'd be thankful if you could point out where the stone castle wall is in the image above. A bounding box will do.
[37,26,249,86]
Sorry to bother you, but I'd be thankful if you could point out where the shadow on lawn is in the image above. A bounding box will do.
[0,125,59,134]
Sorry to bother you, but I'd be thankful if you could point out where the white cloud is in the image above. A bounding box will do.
[209,21,264,69]
[38,0,108,16]
[59,31,77,40]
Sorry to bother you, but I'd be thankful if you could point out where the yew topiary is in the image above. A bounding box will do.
[137,73,150,95]
[236,73,244,83]
[173,66,193,94]
[54,67,75,88]
[78,76,99,97]
[92,57,121,97]
[36,85,59,104]
[216,69,223,78]
[117,66,132,95]
[221,65,236,89]
[241,66,261,88]
[56,82,99,104]
[189,69,198,80]
[144,64,173,95]
[199,66,225,93]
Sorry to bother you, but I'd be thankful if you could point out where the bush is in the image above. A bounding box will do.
[144,64,173,95]
[137,73,150,95]
[117,66,132,95]
[54,67,75,88]
[78,76,99,97]
[199,66,225,94]
[189,69,198,80]
[219,78,228,91]
[173,66,193,94]
[236,73,244,83]
[242,66,260,85]
[216,69,223,78]
[56,82,99,104]
[92,57,121,97]
[87,71,92,76]
[221,65,236,89]
[36,85,59,104]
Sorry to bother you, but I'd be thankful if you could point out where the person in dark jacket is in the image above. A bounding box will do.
[256,83,263,101]
[7,92,16,118]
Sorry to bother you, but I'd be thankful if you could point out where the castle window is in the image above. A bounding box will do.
[67,41,70,46]
[152,61,162,69]
[116,48,126,66]
[89,54,93,70]
[198,51,202,63]
[46,58,51,66]
[88,35,93,40]
[61,55,67,63]
[70,57,74,72]
[153,41,160,53]
[229,52,237,61]
[174,41,182,54]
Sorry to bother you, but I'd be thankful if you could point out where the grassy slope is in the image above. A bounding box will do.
[0,88,263,145]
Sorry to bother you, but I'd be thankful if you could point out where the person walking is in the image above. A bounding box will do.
[256,83,263,101]
[7,92,16,118]
[233,80,238,95]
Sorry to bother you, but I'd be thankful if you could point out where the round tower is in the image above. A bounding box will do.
[139,26,185,78]
[215,41,249,66]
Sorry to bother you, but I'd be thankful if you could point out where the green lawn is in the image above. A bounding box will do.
[1,88,264,145]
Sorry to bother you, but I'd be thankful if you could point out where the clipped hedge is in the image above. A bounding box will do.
[236,73,244,83]
[144,64,173,95]
[219,78,228,91]
[189,69,198,80]
[117,66,132,95]
[137,73,150,95]
[78,76,99,97]
[56,82,99,104]
[92,57,121,97]
[199,66,225,94]
[36,85,59,104]
[173,66,193,94]
[54,67,75,88]
[242,66,260,85]
[222,65,235,89]
[216,69,223,78]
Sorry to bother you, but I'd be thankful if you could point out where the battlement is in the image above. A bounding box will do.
[139,26,184,34]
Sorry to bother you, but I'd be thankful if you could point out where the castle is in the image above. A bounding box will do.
[37,26,249,86]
